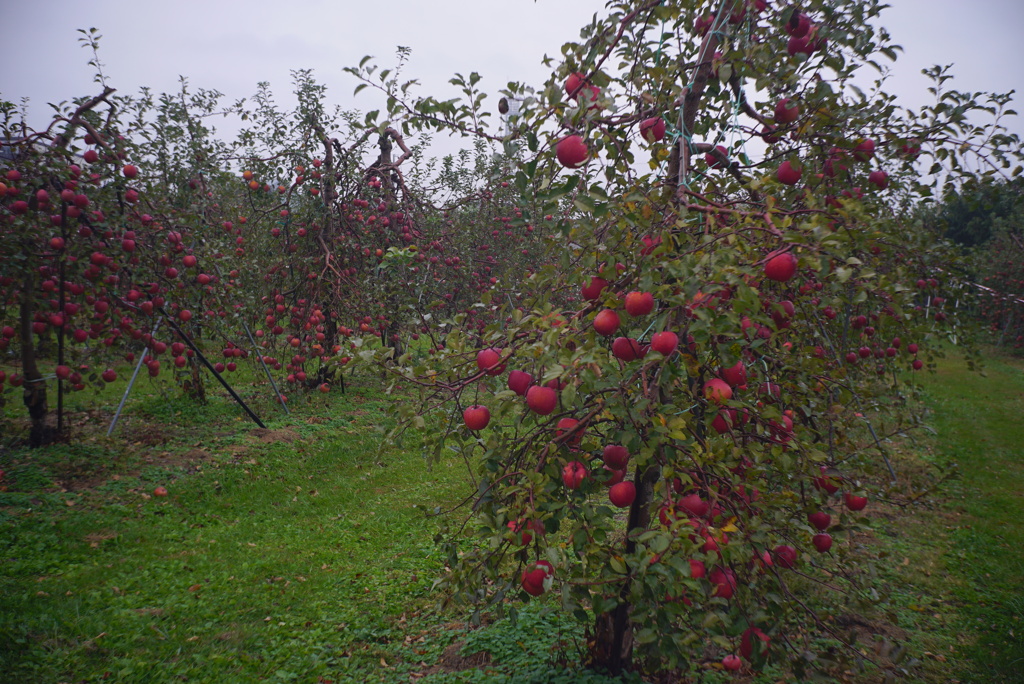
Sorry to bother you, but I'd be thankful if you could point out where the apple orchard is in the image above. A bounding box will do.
[2,0,1022,679]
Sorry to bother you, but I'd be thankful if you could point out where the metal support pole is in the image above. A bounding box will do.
[241,319,288,414]
[107,319,162,436]
[160,310,266,428]
[865,419,898,484]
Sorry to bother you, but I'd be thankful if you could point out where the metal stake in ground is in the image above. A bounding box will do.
[160,310,267,428]
[107,319,162,436]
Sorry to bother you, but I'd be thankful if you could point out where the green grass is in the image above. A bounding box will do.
[834,346,1024,684]
[913,349,1024,682]
[0,371,478,683]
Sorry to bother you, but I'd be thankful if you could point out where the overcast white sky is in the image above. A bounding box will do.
[2,0,1023,159]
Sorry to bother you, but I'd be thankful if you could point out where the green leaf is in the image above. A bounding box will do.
[573,194,596,213]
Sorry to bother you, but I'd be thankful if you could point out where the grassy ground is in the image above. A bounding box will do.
[0,370,473,683]
[1,349,1022,683]
[910,349,1024,681]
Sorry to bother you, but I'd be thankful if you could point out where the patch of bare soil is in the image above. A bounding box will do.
[84,530,119,548]
[835,612,910,643]
[416,639,493,677]
[250,427,301,444]
[124,425,171,447]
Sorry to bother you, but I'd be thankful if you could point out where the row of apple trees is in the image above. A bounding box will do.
[925,176,1024,349]
[347,0,1022,678]
[0,41,548,445]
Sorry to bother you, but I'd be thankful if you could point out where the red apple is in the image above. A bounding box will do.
[624,291,655,317]
[581,276,609,300]
[508,519,538,546]
[122,164,138,179]
[740,627,770,660]
[720,360,747,387]
[774,98,801,124]
[678,493,709,518]
[593,309,620,336]
[101,369,117,383]
[844,493,868,511]
[710,566,736,599]
[476,348,504,375]
[722,654,742,671]
[639,235,661,256]
[854,138,876,161]
[812,533,833,553]
[611,337,644,362]
[764,252,798,282]
[650,331,678,356]
[785,11,811,37]
[704,144,729,169]
[602,444,629,470]
[711,409,736,434]
[153,486,168,497]
[776,160,802,185]
[868,169,888,189]
[562,461,588,490]
[556,417,582,446]
[704,378,733,403]
[507,370,533,396]
[900,139,922,158]
[556,135,588,168]
[609,480,636,508]
[463,405,491,431]
[774,544,798,569]
[526,385,557,415]
[815,466,839,493]
[807,511,831,530]
[564,72,587,98]
[602,466,626,487]
[521,559,554,596]
[639,116,666,143]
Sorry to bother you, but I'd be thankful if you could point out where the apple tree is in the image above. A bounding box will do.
[352,0,1023,677]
